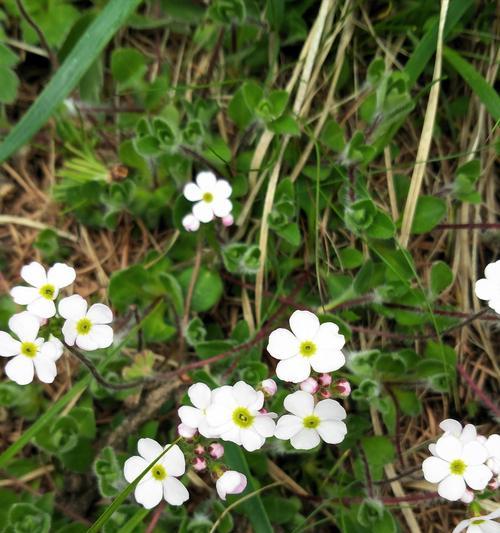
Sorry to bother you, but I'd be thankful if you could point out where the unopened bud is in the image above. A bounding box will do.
[300,377,319,394]
[222,214,234,227]
[318,374,332,386]
[261,379,277,396]
[192,456,207,472]
[178,423,197,439]
[334,379,351,398]
[208,443,225,460]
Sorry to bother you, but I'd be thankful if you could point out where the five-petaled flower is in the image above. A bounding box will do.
[178,382,218,438]
[275,390,347,450]
[0,312,62,385]
[183,171,232,224]
[474,260,500,314]
[10,261,76,319]
[59,294,113,351]
[267,310,345,383]
[123,438,189,509]
[452,509,500,533]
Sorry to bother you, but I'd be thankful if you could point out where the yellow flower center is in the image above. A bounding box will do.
[472,520,485,525]
[299,341,317,357]
[202,192,214,203]
[76,318,92,335]
[151,464,167,480]
[303,415,320,429]
[232,407,254,428]
[20,341,38,358]
[449,459,466,475]
[39,283,56,300]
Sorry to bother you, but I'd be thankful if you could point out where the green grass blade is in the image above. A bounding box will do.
[443,46,500,121]
[224,443,273,533]
[0,0,143,163]
[117,509,150,533]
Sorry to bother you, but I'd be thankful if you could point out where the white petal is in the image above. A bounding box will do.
[196,171,217,191]
[220,426,242,445]
[289,310,320,340]
[276,355,311,383]
[91,325,114,348]
[233,381,259,408]
[317,420,347,444]
[33,357,57,383]
[248,390,264,412]
[435,435,463,461]
[484,260,500,280]
[284,390,315,417]
[313,322,345,350]
[61,320,77,346]
[314,399,346,421]
[253,415,276,437]
[439,418,462,437]
[192,201,214,223]
[212,198,232,218]
[10,286,39,305]
[182,213,200,232]
[20,262,47,287]
[475,279,494,301]
[438,474,466,501]
[240,428,265,451]
[422,456,451,483]
[58,295,87,320]
[178,406,203,428]
[5,355,34,385]
[290,428,320,450]
[187,383,212,410]
[138,438,163,462]
[47,263,76,288]
[309,348,345,373]
[135,478,163,509]
[183,183,203,201]
[429,443,437,456]
[75,333,99,351]
[215,179,232,198]
[462,441,488,466]
[451,518,471,533]
[266,328,300,360]
[124,455,148,482]
[478,521,500,533]
[27,297,56,319]
[486,435,500,460]
[163,477,189,506]
[206,404,233,428]
[86,303,113,324]
[160,444,185,477]
[0,332,21,357]
[9,312,40,342]
[216,471,247,500]
[275,415,303,440]
[464,464,493,490]
[45,336,64,361]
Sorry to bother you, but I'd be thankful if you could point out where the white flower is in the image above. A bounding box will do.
[182,213,200,232]
[0,312,62,385]
[183,171,232,223]
[275,390,347,450]
[123,438,189,509]
[177,423,197,439]
[429,419,478,455]
[206,381,275,451]
[178,383,218,438]
[485,434,500,475]
[216,471,247,500]
[474,260,500,313]
[10,262,76,318]
[58,295,113,351]
[422,434,493,501]
[452,509,500,533]
[267,310,345,383]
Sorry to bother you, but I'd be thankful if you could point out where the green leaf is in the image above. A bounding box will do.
[0,65,19,103]
[361,436,395,481]
[410,196,446,234]
[111,47,147,87]
[430,261,453,295]
[0,0,144,163]
[7,503,51,533]
[178,267,224,312]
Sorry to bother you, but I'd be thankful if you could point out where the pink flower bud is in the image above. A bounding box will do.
[182,213,200,232]
[261,379,277,396]
[460,489,474,504]
[334,379,351,398]
[178,423,197,439]
[319,389,331,399]
[488,476,500,490]
[192,456,207,472]
[222,214,234,227]
[194,444,205,455]
[318,373,332,386]
[216,470,247,500]
[208,443,225,460]
[259,408,269,414]
[300,377,319,394]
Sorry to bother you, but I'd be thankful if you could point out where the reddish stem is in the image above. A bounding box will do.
[456,364,500,418]
[145,501,165,533]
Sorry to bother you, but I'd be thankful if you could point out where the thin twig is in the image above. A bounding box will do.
[457,364,500,418]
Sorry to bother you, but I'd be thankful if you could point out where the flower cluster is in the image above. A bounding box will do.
[182,170,233,232]
[123,309,350,509]
[422,419,500,502]
[1,261,113,385]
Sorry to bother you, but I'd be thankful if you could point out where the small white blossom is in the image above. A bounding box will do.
[177,423,197,439]
[429,419,478,456]
[123,438,189,509]
[216,471,247,500]
[58,295,113,351]
[183,171,232,223]
[267,310,345,383]
[484,434,500,475]
[206,381,275,451]
[452,509,500,533]
[0,312,61,385]
[275,390,347,450]
[182,213,200,232]
[422,434,493,501]
[178,383,218,438]
[474,260,500,313]
[10,262,76,318]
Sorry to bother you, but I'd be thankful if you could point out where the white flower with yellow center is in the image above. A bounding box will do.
[10,262,76,319]
[0,312,62,385]
[178,382,219,438]
[475,260,500,313]
[183,171,232,223]
[452,510,500,533]
[58,295,113,351]
[205,381,275,451]
[275,391,347,450]
[124,438,189,509]
[267,310,345,383]
[422,434,493,501]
